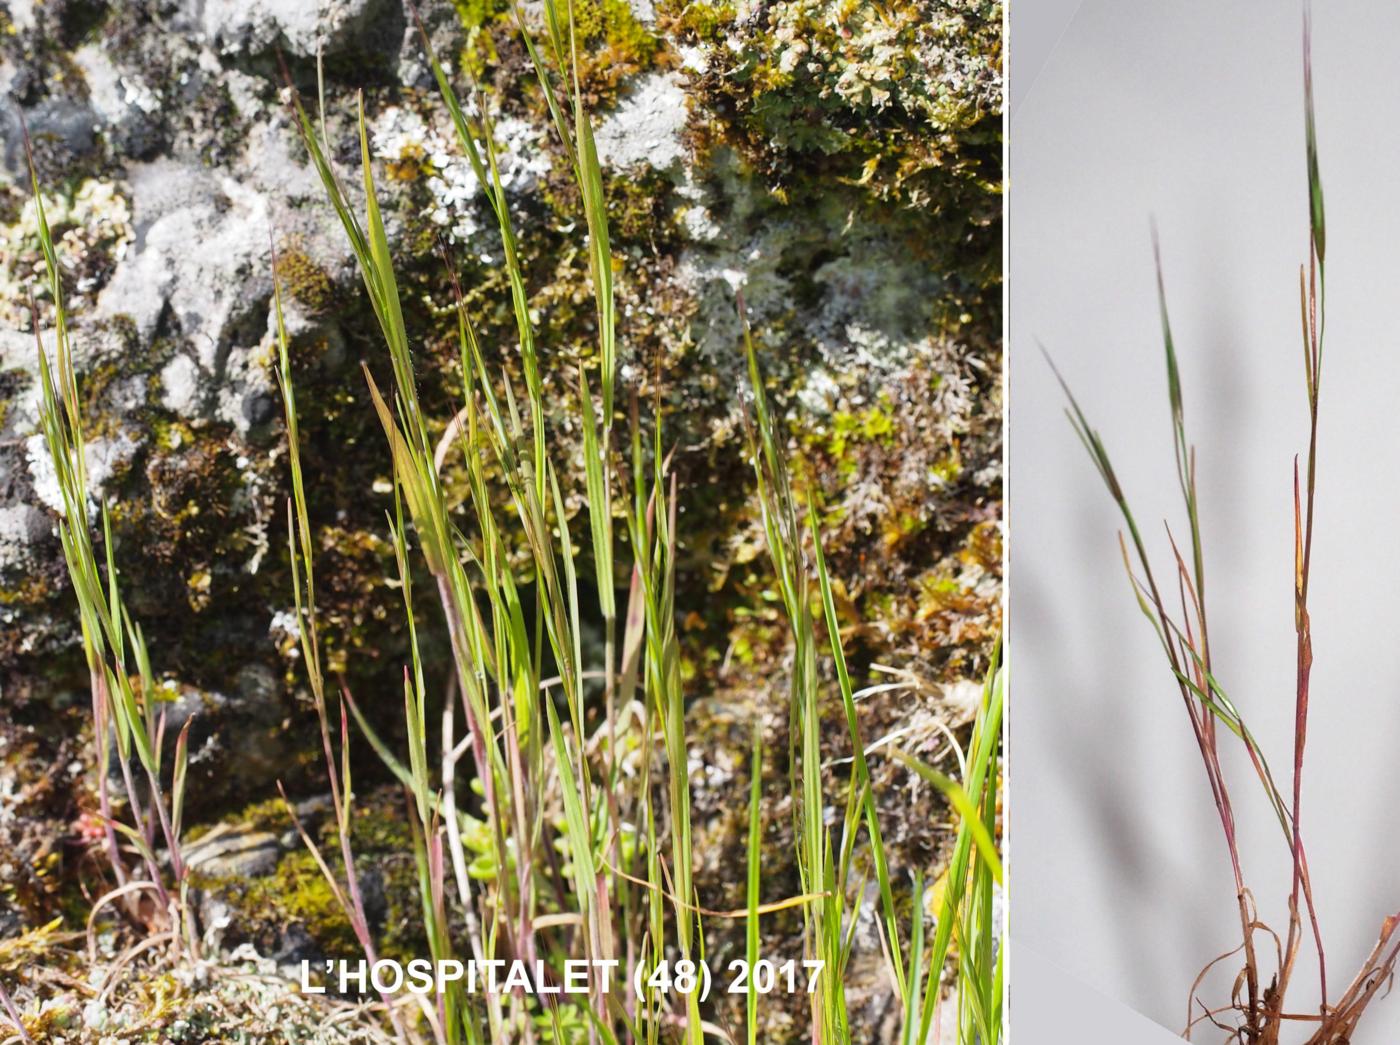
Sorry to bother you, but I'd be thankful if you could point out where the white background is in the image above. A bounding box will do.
[1010,1,1400,1039]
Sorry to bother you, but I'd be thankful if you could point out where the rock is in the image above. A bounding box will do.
[160,354,203,419]
[96,158,281,437]
[0,95,98,180]
[0,505,50,573]
[186,825,282,877]
[199,0,399,61]
[96,664,290,817]
[271,922,320,967]
[4,0,37,33]
[0,18,1003,1029]
[23,431,141,515]
[72,43,163,159]
[595,71,689,172]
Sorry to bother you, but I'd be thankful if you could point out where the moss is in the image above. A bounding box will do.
[707,350,999,695]
[0,367,25,431]
[148,416,195,452]
[193,848,342,951]
[0,575,53,606]
[452,0,511,79]
[276,240,338,313]
[801,392,898,478]
[306,524,397,675]
[250,850,362,955]
[0,184,20,228]
[572,0,670,105]
[240,795,298,833]
[195,787,430,965]
[604,165,681,245]
[673,0,734,42]
[668,0,1002,328]
[385,139,430,182]
[195,81,249,170]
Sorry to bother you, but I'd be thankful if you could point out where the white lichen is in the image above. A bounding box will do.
[0,180,134,329]
[370,103,551,244]
[594,72,689,172]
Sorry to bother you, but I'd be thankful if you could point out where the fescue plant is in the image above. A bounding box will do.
[1052,14,1398,1044]
[895,658,1002,1045]
[25,125,200,965]
[12,3,1005,1043]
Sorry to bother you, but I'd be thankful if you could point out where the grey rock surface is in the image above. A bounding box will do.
[186,825,282,877]
[199,0,395,60]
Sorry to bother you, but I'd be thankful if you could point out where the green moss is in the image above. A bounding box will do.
[932,450,963,484]
[276,242,337,313]
[237,796,297,833]
[880,507,926,551]
[196,789,429,964]
[192,845,358,960]
[452,0,510,78]
[266,851,361,951]
[573,0,668,104]
[804,392,897,477]
[0,576,53,607]
[672,0,1002,326]
[307,524,396,675]
[148,416,195,452]
[0,371,24,434]
[604,166,681,244]
[672,0,735,42]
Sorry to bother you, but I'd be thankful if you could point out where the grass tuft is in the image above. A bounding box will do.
[14,6,1004,1043]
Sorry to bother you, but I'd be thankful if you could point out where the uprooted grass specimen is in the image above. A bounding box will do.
[8,2,1003,1042]
[1052,15,1397,1045]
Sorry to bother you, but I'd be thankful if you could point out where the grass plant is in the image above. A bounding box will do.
[8,3,1005,1042]
[1051,13,1399,1043]
[25,122,199,966]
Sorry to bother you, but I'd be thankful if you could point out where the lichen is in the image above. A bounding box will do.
[0,178,133,330]
[668,0,1002,328]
